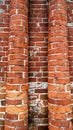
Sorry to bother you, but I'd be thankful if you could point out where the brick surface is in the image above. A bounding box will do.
[0,0,72,130]
[48,0,72,130]
[0,0,10,129]
[67,0,73,127]
[5,0,28,129]
[28,0,48,129]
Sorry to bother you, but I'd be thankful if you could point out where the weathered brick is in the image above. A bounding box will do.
[28,0,48,129]
[48,0,72,129]
[0,0,72,130]
[5,0,28,129]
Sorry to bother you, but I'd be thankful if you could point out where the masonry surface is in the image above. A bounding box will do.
[0,0,73,130]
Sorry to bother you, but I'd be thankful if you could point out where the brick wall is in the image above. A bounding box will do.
[0,0,72,130]
[28,0,48,129]
[0,0,10,129]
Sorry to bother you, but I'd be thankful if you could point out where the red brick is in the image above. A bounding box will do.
[0,0,72,130]
[48,0,72,130]
[5,0,28,129]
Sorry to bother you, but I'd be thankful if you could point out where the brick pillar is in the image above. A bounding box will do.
[48,0,72,130]
[5,0,28,130]
[67,0,73,127]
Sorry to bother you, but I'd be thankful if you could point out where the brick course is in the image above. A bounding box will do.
[0,0,72,130]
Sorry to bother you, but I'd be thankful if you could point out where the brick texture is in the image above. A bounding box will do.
[28,0,48,129]
[48,0,72,130]
[67,0,73,128]
[5,0,28,129]
[0,0,10,129]
[0,0,72,130]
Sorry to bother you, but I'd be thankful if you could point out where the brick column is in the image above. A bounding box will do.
[48,0,72,130]
[67,0,73,128]
[5,0,28,130]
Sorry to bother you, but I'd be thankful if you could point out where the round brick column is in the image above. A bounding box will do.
[48,0,72,130]
[5,0,28,129]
